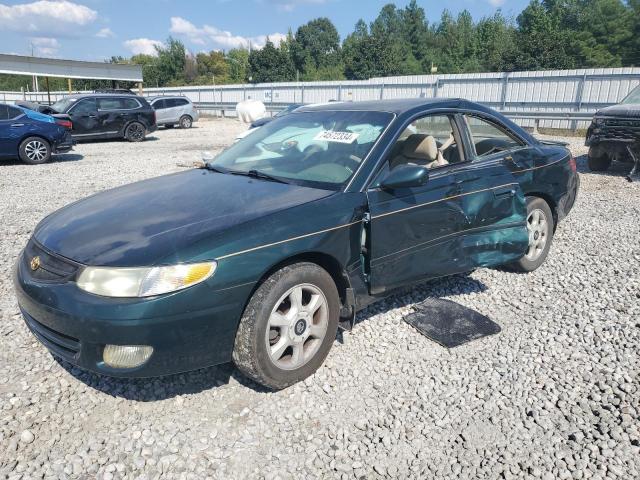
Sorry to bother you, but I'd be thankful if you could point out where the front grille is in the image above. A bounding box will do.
[22,309,80,359]
[24,239,79,282]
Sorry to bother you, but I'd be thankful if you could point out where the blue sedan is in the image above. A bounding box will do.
[0,103,74,164]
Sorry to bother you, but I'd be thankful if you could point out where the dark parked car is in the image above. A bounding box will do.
[250,103,305,129]
[93,88,135,95]
[0,103,74,164]
[586,85,640,181]
[14,98,579,389]
[43,94,157,142]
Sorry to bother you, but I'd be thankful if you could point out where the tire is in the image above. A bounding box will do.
[509,197,555,273]
[124,122,146,142]
[179,115,193,129]
[19,137,51,165]
[232,262,340,390]
[588,146,612,172]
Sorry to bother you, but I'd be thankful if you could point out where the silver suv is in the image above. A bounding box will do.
[147,96,199,129]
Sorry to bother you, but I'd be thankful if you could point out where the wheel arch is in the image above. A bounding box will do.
[524,191,558,232]
[248,251,354,321]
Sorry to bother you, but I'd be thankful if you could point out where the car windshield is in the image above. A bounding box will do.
[621,86,640,105]
[210,110,393,190]
[50,97,78,113]
[275,104,301,117]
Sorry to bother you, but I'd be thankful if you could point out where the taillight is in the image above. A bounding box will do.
[569,156,577,173]
[56,119,73,130]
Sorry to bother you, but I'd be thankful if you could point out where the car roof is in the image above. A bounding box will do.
[298,98,485,115]
[146,96,190,101]
[61,93,147,100]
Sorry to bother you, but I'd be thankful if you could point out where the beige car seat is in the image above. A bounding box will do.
[390,134,449,170]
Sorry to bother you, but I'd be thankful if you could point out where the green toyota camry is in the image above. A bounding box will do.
[14,98,579,389]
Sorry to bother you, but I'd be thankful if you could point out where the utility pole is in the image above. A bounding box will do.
[31,43,39,93]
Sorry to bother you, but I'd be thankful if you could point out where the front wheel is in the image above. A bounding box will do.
[124,122,146,142]
[509,197,555,272]
[19,137,51,165]
[588,146,612,172]
[232,262,340,390]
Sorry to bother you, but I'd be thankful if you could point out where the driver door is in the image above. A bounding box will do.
[365,113,529,295]
[365,114,470,294]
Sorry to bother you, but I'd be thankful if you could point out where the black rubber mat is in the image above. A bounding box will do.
[404,298,501,348]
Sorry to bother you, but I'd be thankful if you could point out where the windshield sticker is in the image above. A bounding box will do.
[314,131,360,144]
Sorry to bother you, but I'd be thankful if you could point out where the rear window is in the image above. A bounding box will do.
[7,106,23,120]
[167,98,189,107]
[98,97,140,110]
[0,105,24,120]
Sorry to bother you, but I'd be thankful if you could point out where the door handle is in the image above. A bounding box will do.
[494,188,516,198]
[10,123,25,127]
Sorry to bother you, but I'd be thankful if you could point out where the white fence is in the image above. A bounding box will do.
[2,67,639,129]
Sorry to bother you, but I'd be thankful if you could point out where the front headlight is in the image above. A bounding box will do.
[76,262,217,298]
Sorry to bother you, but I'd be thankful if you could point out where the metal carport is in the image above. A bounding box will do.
[0,53,143,103]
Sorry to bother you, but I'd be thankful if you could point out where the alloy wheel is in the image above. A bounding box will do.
[181,116,192,128]
[265,283,329,371]
[525,208,549,261]
[127,123,145,140]
[25,140,47,162]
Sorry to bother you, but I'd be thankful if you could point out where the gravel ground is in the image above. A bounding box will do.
[1,120,638,480]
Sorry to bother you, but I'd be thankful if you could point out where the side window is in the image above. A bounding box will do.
[175,98,189,106]
[465,116,524,158]
[153,99,166,109]
[121,98,140,109]
[70,98,97,114]
[389,115,464,171]
[7,106,24,120]
[0,104,9,120]
[97,98,123,110]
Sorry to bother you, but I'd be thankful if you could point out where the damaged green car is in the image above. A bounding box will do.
[15,99,579,390]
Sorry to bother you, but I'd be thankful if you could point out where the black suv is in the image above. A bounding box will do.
[43,94,157,142]
[586,85,640,181]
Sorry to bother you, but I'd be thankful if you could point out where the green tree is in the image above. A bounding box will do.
[227,49,250,83]
[291,18,342,78]
[155,37,187,87]
[248,40,295,83]
[514,0,575,69]
[195,51,229,84]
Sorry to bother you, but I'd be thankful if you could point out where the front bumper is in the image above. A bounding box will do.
[586,118,640,148]
[14,249,252,378]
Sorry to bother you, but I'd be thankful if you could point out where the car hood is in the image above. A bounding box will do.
[34,169,333,267]
[596,104,640,118]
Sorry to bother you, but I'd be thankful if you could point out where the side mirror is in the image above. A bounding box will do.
[380,164,429,190]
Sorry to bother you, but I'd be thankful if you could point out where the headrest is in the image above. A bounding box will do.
[402,134,438,161]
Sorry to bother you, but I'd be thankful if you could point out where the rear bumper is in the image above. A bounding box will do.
[558,172,580,222]
[14,251,252,378]
[52,132,75,154]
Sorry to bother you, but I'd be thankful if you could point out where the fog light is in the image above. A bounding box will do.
[103,345,153,369]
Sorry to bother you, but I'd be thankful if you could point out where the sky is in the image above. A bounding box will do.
[0,0,530,61]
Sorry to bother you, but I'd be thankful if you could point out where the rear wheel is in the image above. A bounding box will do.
[124,122,146,142]
[232,262,340,390]
[179,115,193,129]
[19,137,51,165]
[509,197,554,272]
[588,146,612,172]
